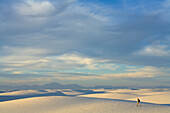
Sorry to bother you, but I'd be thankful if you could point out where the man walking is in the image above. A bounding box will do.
[137,98,141,107]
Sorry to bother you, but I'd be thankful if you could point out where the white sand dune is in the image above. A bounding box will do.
[58,89,84,95]
[0,96,170,113]
[79,89,170,104]
[0,89,65,102]
[128,92,170,104]
[0,90,45,96]
[0,89,170,113]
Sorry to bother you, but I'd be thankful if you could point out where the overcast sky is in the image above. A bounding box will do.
[0,0,170,87]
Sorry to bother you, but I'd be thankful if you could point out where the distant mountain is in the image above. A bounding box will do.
[1,83,169,91]
[40,82,84,89]
[0,82,84,90]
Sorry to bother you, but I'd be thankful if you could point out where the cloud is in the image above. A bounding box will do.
[51,66,170,80]
[2,46,47,56]
[0,0,170,85]
[136,44,170,57]
[2,77,51,84]
[13,71,23,74]
[14,0,56,16]
[0,50,118,73]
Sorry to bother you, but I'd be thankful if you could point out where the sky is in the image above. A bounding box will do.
[0,0,170,87]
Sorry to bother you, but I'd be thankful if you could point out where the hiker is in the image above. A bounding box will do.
[137,98,141,107]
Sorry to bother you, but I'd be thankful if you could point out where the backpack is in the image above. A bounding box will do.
[138,99,140,103]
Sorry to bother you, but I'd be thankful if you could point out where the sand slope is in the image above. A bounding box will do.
[0,96,170,113]
[79,89,170,104]
[0,89,170,113]
[0,90,45,96]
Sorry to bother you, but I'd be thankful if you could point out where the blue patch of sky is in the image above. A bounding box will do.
[79,0,164,6]
[79,0,122,5]
[78,0,164,12]
[0,0,22,4]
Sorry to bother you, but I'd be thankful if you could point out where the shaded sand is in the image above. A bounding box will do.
[128,92,170,104]
[0,90,45,96]
[0,90,65,102]
[58,89,84,95]
[79,89,170,104]
[0,96,170,113]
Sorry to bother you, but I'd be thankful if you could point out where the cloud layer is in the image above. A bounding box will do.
[0,0,170,86]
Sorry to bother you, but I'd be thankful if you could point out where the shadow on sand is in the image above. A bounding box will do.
[78,97,170,106]
[0,90,170,107]
[0,91,65,102]
[0,89,105,102]
[74,89,106,95]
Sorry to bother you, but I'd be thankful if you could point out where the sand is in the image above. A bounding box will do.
[0,96,170,113]
[0,89,169,113]
[79,89,170,104]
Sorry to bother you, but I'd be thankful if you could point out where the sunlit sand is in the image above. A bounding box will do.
[0,89,169,113]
